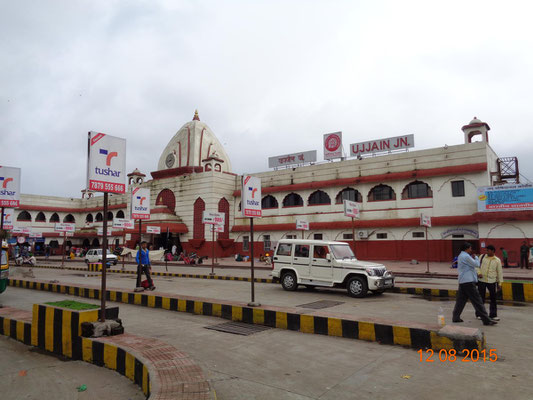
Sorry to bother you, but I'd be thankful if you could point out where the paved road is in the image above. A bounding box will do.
[2,279,532,399]
[0,334,144,400]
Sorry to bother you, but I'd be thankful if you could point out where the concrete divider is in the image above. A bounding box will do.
[8,278,485,352]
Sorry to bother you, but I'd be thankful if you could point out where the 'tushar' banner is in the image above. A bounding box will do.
[0,166,21,207]
[131,187,151,220]
[87,132,126,194]
[2,208,14,229]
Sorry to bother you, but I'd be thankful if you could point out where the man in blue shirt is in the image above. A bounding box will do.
[135,241,155,291]
[452,242,497,326]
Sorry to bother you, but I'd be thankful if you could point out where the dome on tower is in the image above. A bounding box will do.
[156,110,232,173]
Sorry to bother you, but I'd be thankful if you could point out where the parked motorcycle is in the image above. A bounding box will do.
[15,255,36,266]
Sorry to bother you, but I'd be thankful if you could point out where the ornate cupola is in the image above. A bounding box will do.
[462,117,490,144]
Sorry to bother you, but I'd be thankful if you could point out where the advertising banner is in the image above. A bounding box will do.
[350,134,414,157]
[2,208,14,229]
[296,220,309,230]
[420,214,432,228]
[242,175,262,217]
[477,184,533,212]
[29,232,43,238]
[323,132,343,160]
[54,223,75,232]
[0,166,21,207]
[343,200,360,218]
[97,227,114,236]
[87,131,126,194]
[131,187,151,220]
[113,218,135,229]
[202,211,225,225]
[146,226,161,234]
[268,150,317,168]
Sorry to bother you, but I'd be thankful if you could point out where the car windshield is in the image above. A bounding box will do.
[330,244,356,260]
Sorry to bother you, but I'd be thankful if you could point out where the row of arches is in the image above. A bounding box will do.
[258,181,432,209]
[16,210,126,223]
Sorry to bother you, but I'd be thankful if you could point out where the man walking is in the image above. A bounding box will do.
[452,242,497,326]
[476,245,503,321]
[520,241,530,269]
[135,241,155,291]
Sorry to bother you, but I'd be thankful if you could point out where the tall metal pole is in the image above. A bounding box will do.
[425,225,430,273]
[248,218,260,306]
[1,207,4,231]
[210,225,215,276]
[61,232,66,267]
[100,192,109,322]
[122,229,125,271]
[135,219,142,288]
[352,217,356,254]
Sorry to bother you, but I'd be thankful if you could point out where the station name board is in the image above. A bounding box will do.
[268,150,317,168]
[350,134,414,157]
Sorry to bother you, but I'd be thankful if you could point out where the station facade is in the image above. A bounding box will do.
[11,112,532,264]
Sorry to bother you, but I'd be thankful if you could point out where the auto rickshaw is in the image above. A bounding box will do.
[0,241,8,294]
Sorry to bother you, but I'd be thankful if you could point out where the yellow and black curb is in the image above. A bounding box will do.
[393,282,533,303]
[0,304,150,397]
[8,278,484,352]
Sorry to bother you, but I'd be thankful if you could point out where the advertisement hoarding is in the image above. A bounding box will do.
[202,211,225,225]
[29,232,43,238]
[131,187,151,220]
[112,218,135,229]
[323,132,343,160]
[343,200,360,218]
[477,184,533,212]
[2,208,14,229]
[0,166,21,207]
[296,220,309,230]
[268,150,317,168]
[97,227,114,236]
[87,131,126,194]
[146,226,161,234]
[420,214,432,228]
[54,223,75,232]
[350,134,414,157]
[242,175,262,217]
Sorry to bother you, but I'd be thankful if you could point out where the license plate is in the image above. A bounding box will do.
[384,278,393,285]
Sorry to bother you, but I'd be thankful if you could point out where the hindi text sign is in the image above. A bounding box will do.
[54,223,75,232]
[202,211,225,225]
[113,218,135,229]
[296,220,309,230]
[87,132,126,194]
[268,150,317,168]
[0,166,21,207]
[146,226,161,234]
[420,214,432,228]
[477,184,533,212]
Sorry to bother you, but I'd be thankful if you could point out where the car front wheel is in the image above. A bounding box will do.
[347,276,368,298]
[281,271,298,291]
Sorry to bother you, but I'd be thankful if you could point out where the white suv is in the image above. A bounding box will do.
[84,249,118,265]
[272,239,394,297]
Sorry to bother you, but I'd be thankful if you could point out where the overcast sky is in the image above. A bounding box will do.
[2,0,533,198]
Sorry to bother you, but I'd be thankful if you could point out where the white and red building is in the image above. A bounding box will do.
[9,112,532,264]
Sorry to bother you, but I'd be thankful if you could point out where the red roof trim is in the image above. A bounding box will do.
[233,163,488,197]
[18,203,127,213]
[150,166,203,180]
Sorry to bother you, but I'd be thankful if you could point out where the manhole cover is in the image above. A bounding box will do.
[296,300,345,309]
[204,321,272,336]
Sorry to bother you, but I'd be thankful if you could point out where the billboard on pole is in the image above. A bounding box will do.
[54,223,75,232]
[343,200,360,218]
[113,218,134,229]
[296,220,309,230]
[87,132,126,194]
[323,132,342,160]
[146,226,161,234]
[0,166,21,207]
[202,211,225,225]
[420,214,432,227]
[131,187,151,219]
[242,175,262,217]
[2,208,14,229]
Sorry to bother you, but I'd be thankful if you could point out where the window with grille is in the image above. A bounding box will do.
[412,232,425,238]
[263,235,271,251]
[283,193,303,207]
[403,181,432,199]
[343,233,354,239]
[451,181,465,197]
[369,185,395,201]
[313,233,323,240]
[261,195,278,209]
[376,233,388,239]
[335,188,362,204]
[308,190,331,205]
[243,236,249,251]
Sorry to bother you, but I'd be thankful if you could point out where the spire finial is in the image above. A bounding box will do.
[193,109,200,121]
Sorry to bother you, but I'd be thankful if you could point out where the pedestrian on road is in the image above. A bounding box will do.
[519,241,530,269]
[500,247,508,268]
[135,241,155,292]
[476,245,503,321]
[45,245,51,259]
[452,242,497,326]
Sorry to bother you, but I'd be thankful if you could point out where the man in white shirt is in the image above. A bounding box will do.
[476,245,503,321]
[452,242,497,326]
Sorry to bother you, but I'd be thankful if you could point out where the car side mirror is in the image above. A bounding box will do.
[326,253,331,261]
